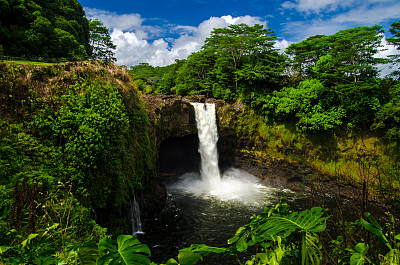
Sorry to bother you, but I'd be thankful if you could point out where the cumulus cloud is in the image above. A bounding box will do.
[84,8,268,67]
[281,0,400,42]
[332,2,400,25]
[84,8,163,39]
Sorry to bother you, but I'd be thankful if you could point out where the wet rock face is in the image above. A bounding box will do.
[142,95,236,175]
[137,182,167,219]
[142,95,310,192]
[142,95,198,145]
[158,134,200,176]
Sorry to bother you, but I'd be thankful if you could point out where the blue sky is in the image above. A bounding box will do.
[80,0,400,68]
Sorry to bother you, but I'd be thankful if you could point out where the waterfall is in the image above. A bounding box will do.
[171,102,261,201]
[191,103,221,185]
[130,196,143,235]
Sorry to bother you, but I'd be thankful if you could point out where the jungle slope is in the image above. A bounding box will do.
[0,60,159,236]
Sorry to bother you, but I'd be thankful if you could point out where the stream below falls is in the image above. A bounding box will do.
[138,171,311,264]
[138,102,311,263]
[136,102,389,264]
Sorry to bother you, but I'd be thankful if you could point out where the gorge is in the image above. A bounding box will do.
[0,61,397,264]
[138,102,309,263]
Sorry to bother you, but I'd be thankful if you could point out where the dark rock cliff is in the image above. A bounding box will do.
[141,94,318,193]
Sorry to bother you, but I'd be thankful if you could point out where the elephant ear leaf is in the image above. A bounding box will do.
[97,235,151,265]
[261,207,328,237]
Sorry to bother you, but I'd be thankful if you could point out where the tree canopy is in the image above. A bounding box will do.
[89,19,116,61]
[0,0,90,59]
[387,19,400,79]
[139,23,286,103]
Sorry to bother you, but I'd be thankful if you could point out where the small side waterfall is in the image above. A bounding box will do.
[191,103,221,185]
[130,196,143,235]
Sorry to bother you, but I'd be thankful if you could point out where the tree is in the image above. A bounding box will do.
[387,20,400,79]
[157,59,186,94]
[129,63,167,94]
[0,0,90,59]
[285,25,386,130]
[286,35,330,79]
[329,25,384,83]
[203,23,278,93]
[174,49,217,96]
[89,19,116,61]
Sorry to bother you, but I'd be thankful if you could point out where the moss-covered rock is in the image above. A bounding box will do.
[0,61,159,235]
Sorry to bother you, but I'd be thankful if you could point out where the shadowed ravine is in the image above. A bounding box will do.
[137,103,310,263]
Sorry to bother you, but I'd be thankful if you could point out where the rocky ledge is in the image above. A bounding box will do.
[141,95,311,191]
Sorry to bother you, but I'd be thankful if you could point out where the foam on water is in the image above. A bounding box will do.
[182,103,282,205]
[168,168,284,206]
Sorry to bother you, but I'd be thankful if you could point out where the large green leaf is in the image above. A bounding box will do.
[181,244,228,256]
[63,242,98,265]
[176,251,202,265]
[97,235,151,265]
[0,245,10,255]
[258,207,328,236]
[228,206,328,264]
[361,212,392,250]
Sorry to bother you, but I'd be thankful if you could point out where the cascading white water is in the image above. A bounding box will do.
[130,197,143,235]
[170,102,268,203]
[191,103,221,185]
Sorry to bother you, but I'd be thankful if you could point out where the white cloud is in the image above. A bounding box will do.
[84,9,268,67]
[84,8,163,38]
[281,0,400,42]
[281,0,357,14]
[375,35,400,77]
[332,2,400,25]
[274,39,291,53]
[282,20,346,41]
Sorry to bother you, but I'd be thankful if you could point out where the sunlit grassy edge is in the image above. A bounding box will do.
[2,60,57,66]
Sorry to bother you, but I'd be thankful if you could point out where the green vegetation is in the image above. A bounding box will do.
[0,0,89,59]
[0,61,156,263]
[1,0,400,262]
[0,0,115,61]
[130,20,400,206]
[2,60,56,66]
[3,201,398,264]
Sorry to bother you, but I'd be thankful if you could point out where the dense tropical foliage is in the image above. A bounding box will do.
[0,0,115,60]
[0,0,90,58]
[1,0,400,262]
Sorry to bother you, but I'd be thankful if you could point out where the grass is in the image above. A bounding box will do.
[3,60,56,66]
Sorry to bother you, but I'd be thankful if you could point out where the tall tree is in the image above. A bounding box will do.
[89,19,116,61]
[387,19,400,79]
[280,25,386,131]
[286,35,330,79]
[174,49,217,96]
[203,23,278,93]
